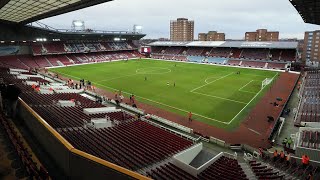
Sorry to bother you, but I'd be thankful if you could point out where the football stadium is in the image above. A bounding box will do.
[0,0,319,179]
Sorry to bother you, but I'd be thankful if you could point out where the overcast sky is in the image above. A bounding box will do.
[39,0,320,40]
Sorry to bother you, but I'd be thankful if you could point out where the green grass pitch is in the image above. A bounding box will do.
[50,59,278,130]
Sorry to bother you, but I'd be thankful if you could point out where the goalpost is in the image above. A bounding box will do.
[261,78,272,89]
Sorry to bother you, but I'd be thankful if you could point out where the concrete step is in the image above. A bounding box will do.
[239,163,257,180]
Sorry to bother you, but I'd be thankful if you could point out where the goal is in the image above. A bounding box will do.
[261,78,272,89]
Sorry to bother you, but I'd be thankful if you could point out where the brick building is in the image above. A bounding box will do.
[245,29,279,41]
[170,18,194,41]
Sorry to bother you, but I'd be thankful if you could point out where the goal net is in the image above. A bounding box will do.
[261,78,272,89]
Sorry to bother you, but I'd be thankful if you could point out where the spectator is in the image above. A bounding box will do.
[258,147,265,158]
[273,149,278,162]
[119,94,124,103]
[286,153,291,166]
[131,95,135,104]
[114,91,118,100]
[302,155,310,168]
[188,112,192,122]
[287,137,293,148]
[280,151,285,162]
[282,138,288,147]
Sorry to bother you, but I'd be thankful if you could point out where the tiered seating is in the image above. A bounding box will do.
[33,56,51,67]
[173,55,187,61]
[208,48,231,57]
[296,71,320,125]
[185,47,205,56]
[269,49,281,60]
[147,156,247,180]
[267,63,286,69]
[163,47,182,55]
[46,56,60,66]
[31,106,111,128]
[151,54,164,59]
[19,56,39,68]
[227,60,240,66]
[58,120,193,170]
[57,55,73,65]
[206,57,227,64]
[99,42,113,51]
[198,156,247,180]
[240,49,268,60]
[230,48,242,58]
[0,113,50,179]
[162,55,175,60]
[20,93,103,107]
[28,77,50,84]
[147,162,197,180]
[151,47,166,54]
[249,161,285,179]
[299,130,320,149]
[280,49,296,61]
[0,56,28,69]
[241,61,266,68]
[43,42,66,54]
[32,44,44,55]
[259,154,320,179]
[187,56,204,62]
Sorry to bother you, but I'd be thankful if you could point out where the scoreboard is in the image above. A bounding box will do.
[140,46,151,54]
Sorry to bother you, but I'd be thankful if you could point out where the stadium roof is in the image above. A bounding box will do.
[0,0,112,24]
[148,41,299,49]
[289,0,320,25]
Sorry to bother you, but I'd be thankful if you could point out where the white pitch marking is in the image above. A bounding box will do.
[227,72,278,125]
[239,80,254,91]
[239,90,257,94]
[56,71,229,124]
[190,72,234,92]
[54,68,279,125]
[192,91,248,104]
[248,128,261,135]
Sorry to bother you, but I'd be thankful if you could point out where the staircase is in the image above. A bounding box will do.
[56,61,64,66]
[239,163,257,180]
[264,63,268,68]
[44,57,53,67]
[239,61,243,66]
[17,58,30,69]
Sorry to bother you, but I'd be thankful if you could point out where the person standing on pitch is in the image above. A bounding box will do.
[188,112,192,122]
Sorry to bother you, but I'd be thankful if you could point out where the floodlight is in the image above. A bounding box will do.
[74,21,83,27]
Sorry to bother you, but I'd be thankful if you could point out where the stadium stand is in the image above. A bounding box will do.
[208,48,231,58]
[146,156,247,180]
[150,41,297,70]
[295,71,320,125]
[0,112,50,179]
[240,48,268,60]
[58,121,193,171]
